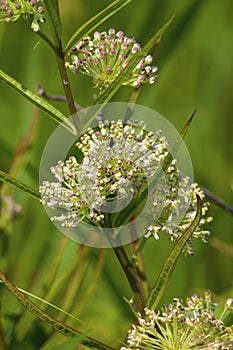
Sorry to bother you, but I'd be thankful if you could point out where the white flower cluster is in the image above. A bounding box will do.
[122,292,233,350]
[145,171,212,255]
[40,119,212,253]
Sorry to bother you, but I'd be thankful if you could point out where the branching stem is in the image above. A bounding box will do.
[56,43,81,135]
[37,84,83,111]
[36,30,58,54]
[112,245,146,315]
[201,186,233,215]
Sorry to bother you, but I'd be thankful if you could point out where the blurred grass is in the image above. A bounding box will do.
[0,0,233,349]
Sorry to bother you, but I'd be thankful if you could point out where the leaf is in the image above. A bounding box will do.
[51,0,59,14]
[0,170,40,201]
[15,285,85,326]
[146,195,202,310]
[179,108,197,139]
[65,0,133,53]
[0,68,76,134]
[43,0,62,44]
[93,15,174,106]
[0,271,115,350]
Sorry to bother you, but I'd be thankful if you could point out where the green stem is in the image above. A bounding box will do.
[56,43,81,136]
[36,30,58,54]
[130,240,149,297]
[129,219,149,297]
[112,245,146,315]
[131,236,148,265]
[37,84,83,110]
[104,215,146,314]
[43,0,81,135]
[201,186,233,215]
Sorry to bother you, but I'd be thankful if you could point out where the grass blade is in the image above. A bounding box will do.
[146,195,202,310]
[0,68,76,134]
[65,0,133,53]
[0,271,115,350]
[0,170,40,201]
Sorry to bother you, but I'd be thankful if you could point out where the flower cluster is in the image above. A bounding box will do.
[40,119,166,227]
[65,28,158,90]
[0,0,45,32]
[122,291,233,350]
[40,119,211,253]
[145,167,212,255]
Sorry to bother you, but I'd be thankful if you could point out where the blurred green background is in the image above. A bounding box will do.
[0,0,233,349]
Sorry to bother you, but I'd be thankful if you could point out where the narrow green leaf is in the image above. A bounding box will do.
[0,170,40,201]
[0,271,115,350]
[179,108,197,139]
[15,286,85,325]
[93,15,175,106]
[51,0,59,13]
[43,0,62,44]
[147,195,202,310]
[0,68,76,134]
[65,0,133,53]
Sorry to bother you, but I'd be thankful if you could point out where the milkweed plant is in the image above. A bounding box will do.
[0,1,232,349]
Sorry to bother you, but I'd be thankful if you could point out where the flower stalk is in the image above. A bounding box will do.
[42,0,81,135]
[112,244,147,315]
[55,43,81,135]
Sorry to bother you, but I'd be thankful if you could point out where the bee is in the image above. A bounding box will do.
[109,137,115,148]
